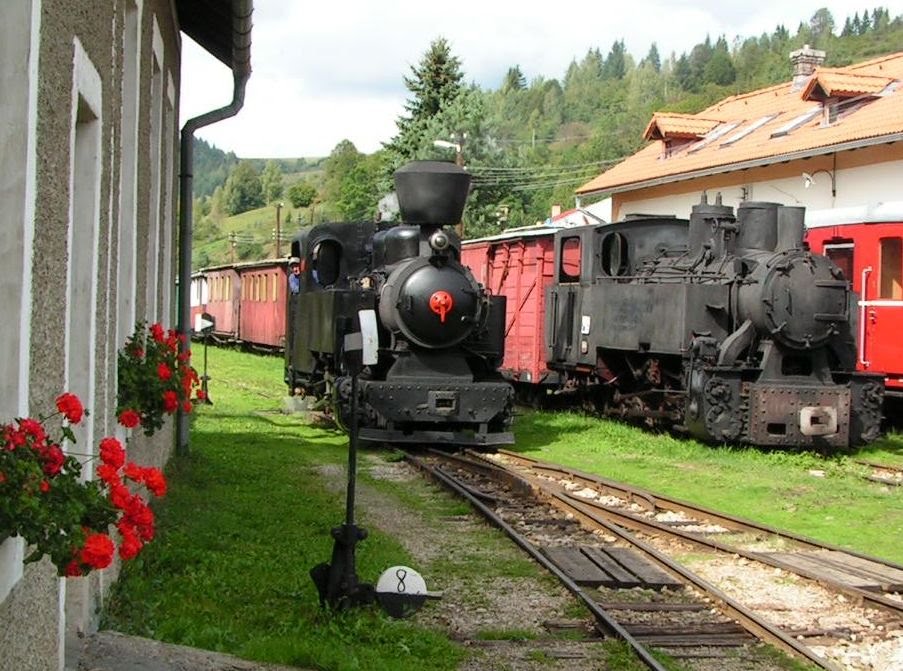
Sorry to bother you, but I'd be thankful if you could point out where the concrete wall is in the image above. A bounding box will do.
[0,0,182,668]
[610,143,903,222]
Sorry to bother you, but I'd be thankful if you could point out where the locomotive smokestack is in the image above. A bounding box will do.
[394,161,471,226]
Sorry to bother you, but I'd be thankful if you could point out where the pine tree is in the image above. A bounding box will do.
[642,43,661,73]
[386,37,465,160]
[502,65,527,92]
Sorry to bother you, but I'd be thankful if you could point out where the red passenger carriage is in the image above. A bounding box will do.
[236,261,288,349]
[806,203,903,397]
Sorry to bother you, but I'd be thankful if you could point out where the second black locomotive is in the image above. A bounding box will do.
[546,195,884,448]
[285,161,514,446]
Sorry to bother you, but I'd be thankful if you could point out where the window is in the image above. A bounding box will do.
[312,239,342,287]
[824,242,853,283]
[559,237,581,282]
[770,109,819,138]
[720,114,778,147]
[880,238,902,299]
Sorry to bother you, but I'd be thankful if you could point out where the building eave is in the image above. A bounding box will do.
[576,132,903,199]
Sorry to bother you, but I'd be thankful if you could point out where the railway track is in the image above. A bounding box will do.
[855,459,903,487]
[406,449,903,671]
[493,450,903,616]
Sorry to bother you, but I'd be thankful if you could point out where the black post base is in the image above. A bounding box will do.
[310,523,374,610]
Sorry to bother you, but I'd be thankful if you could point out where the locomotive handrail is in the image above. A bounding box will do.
[859,266,872,367]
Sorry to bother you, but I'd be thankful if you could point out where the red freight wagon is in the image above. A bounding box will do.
[202,265,241,341]
[237,261,288,349]
[461,226,560,400]
[806,203,903,397]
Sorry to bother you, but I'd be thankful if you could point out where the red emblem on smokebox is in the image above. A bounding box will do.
[429,290,453,323]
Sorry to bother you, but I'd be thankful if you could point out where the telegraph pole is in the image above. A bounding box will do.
[275,202,284,258]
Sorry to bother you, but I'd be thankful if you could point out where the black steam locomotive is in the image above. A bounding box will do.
[285,161,513,446]
[546,196,884,448]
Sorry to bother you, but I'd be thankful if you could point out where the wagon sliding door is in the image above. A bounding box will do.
[547,235,582,363]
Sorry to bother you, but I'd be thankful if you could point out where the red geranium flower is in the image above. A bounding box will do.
[162,391,179,414]
[150,323,165,343]
[40,444,65,476]
[117,522,143,561]
[157,362,172,381]
[98,437,125,469]
[118,409,141,429]
[196,389,207,401]
[80,533,115,570]
[96,463,120,486]
[39,480,50,493]
[142,467,167,497]
[19,418,46,441]
[64,560,83,577]
[55,393,84,424]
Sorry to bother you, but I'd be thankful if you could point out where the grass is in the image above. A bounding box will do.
[103,348,465,671]
[104,346,898,670]
[512,409,903,563]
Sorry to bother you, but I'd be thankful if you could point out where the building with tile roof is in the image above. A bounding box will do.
[576,47,903,222]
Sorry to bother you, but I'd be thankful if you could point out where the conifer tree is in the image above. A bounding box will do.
[386,37,465,160]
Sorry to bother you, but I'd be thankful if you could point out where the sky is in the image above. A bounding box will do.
[180,1,903,159]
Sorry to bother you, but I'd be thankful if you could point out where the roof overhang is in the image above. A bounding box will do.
[576,132,903,199]
[176,0,251,70]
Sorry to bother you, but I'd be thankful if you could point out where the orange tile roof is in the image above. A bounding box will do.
[801,69,895,100]
[577,52,903,196]
[642,113,723,141]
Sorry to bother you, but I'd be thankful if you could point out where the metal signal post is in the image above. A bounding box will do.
[310,309,379,610]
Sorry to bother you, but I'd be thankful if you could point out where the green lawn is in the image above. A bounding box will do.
[103,348,465,671]
[512,409,903,563]
[104,347,901,670]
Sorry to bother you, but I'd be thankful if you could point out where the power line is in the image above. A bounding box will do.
[472,158,624,173]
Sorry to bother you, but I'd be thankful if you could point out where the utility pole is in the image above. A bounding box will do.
[275,202,284,258]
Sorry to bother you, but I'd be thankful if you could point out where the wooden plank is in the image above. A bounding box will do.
[624,623,746,636]
[595,601,708,612]
[812,550,903,590]
[581,547,641,587]
[605,547,682,588]
[758,552,883,590]
[540,547,612,586]
[632,634,750,647]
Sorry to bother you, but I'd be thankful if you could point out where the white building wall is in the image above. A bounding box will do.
[618,159,903,221]
[0,0,40,605]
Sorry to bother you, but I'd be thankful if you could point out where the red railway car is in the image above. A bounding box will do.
[461,226,561,401]
[201,264,241,341]
[189,260,288,350]
[237,261,288,349]
[806,203,903,397]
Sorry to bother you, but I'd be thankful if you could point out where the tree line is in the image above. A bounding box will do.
[193,6,903,258]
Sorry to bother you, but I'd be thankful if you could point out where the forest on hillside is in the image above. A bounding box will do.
[193,6,902,264]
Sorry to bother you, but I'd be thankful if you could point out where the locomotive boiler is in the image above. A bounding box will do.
[285,161,514,446]
[546,195,884,448]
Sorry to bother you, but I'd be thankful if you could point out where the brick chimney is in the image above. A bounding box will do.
[790,44,826,90]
